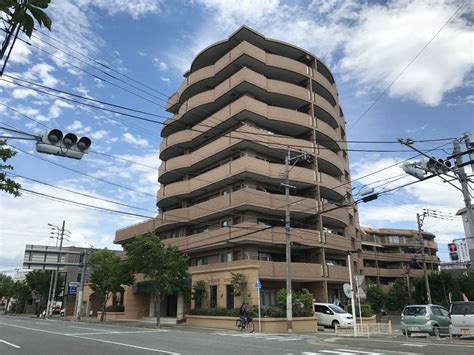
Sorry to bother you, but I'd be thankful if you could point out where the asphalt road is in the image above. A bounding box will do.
[0,315,473,355]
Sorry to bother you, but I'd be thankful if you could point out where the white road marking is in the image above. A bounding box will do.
[0,322,178,354]
[214,332,301,341]
[0,339,21,348]
[35,322,53,326]
[68,325,113,332]
[65,329,168,336]
[400,343,427,347]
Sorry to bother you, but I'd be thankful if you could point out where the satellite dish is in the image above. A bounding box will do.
[343,283,352,298]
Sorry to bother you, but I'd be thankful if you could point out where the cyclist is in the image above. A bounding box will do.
[239,302,249,326]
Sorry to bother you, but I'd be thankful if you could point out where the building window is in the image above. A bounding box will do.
[220,188,231,196]
[196,257,208,266]
[220,219,231,228]
[210,285,217,308]
[260,289,277,306]
[221,251,232,263]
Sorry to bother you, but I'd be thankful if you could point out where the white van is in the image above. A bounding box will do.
[450,301,474,336]
[314,303,353,328]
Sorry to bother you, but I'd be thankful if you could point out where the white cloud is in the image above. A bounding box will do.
[66,120,84,131]
[84,0,163,19]
[339,1,473,106]
[90,130,109,140]
[23,63,59,87]
[154,59,169,70]
[122,132,149,147]
[48,99,74,119]
[12,88,38,100]
[184,0,473,107]
[160,76,171,83]
[9,41,32,65]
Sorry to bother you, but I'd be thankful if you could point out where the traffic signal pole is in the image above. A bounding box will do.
[49,220,65,317]
[453,138,474,261]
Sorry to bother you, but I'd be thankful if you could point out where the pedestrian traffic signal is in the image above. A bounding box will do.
[36,129,91,159]
[448,243,459,261]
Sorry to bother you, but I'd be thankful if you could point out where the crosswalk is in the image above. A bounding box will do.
[301,350,385,355]
[213,331,308,342]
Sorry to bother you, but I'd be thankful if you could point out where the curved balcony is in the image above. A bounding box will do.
[155,188,319,232]
[158,155,317,207]
[314,93,343,128]
[163,67,314,137]
[159,126,344,184]
[160,95,315,160]
[189,26,316,76]
[169,41,330,108]
[319,172,347,200]
[168,223,323,252]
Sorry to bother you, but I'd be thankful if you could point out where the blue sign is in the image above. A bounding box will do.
[68,286,77,295]
[255,279,262,289]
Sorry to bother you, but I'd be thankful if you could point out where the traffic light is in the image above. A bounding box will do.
[36,129,91,160]
[448,243,459,261]
[419,157,452,174]
[401,162,425,179]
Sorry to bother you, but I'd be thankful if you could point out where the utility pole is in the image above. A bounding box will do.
[417,213,431,304]
[49,220,66,317]
[455,137,474,261]
[284,149,293,333]
[281,149,310,333]
[405,264,412,305]
[75,251,88,321]
[347,252,357,336]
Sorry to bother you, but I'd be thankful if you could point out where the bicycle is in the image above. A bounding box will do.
[236,317,255,333]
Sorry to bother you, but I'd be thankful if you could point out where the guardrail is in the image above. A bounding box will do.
[335,321,392,337]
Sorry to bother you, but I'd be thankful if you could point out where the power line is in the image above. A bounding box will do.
[19,187,154,219]
[5,171,157,214]
[10,144,156,198]
[349,0,467,129]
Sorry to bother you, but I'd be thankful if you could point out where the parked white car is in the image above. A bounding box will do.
[314,303,353,328]
[450,301,474,337]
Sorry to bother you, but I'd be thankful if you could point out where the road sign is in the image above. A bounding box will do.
[255,279,262,289]
[343,283,352,298]
[68,285,77,295]
[354,275,365,287]
[356,289,366,300]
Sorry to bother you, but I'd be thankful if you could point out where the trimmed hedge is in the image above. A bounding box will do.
[188,305,312,318]
[104,304,125,312]
[347,304,374,317]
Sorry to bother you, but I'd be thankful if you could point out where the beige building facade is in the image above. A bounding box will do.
[113,27,438,319]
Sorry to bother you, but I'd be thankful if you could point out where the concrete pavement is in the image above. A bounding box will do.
[1,315,473,355]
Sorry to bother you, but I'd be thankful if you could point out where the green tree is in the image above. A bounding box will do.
[229,272,246,303]
[366,283,387,314]
[191,280,207,309]
[25,270,60,316]
[0,0,52,71]
[88,249,134,322]
[386,279,409,311]
[276,288,313,316]
[11,280,31,313]
[126,233,189,327]
[457,271,474,301]
[0,273,15,314]
[0,140,21,197]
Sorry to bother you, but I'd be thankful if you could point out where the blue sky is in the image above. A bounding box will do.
[0,0,472,271]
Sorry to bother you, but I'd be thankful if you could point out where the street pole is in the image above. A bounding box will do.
[75,251,88,321]
[405,267,412,305]
[347,252,357,336]
[49,220,65,317]
[284,149,293,333]
[455,137,474,261]
[417,213,431,304]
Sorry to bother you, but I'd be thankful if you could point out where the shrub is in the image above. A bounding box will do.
[105,304,124,312]
[347,303,374,317]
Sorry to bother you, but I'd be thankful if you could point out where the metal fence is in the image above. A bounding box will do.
[335,321,392,337]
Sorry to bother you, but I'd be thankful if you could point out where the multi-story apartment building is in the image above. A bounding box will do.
[361,228,439,288]
[115,26,362,319]
[23,244,92,316]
